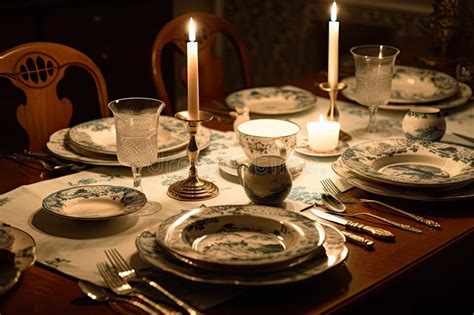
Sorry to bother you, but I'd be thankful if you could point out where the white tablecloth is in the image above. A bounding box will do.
[1,96,472,309]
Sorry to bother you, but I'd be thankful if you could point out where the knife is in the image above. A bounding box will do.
[312,209,395,241]
[340,230,375,249]
[453,132,474,143]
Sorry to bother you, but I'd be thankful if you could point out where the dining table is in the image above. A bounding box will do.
[0,71,473,315]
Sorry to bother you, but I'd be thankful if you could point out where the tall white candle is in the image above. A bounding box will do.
[307,114,340,151]
[328,1,339,89]
[187,17,199,120]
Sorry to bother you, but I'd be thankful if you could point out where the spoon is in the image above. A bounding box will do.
[320,193,423,234]
[321,193,346,213]
[78,280,159,315]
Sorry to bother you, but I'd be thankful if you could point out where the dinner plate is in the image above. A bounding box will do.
[155,205,325,271]
[136,222,347,285]
[218,154,305,178]
[226,85,317,115]
[332,158,474,201]
[340,139,474,188]
[68,116,189,156]
[46,127,212,166]
[342,66,460,105]
[42,185,147,220]
[295,139,349,158]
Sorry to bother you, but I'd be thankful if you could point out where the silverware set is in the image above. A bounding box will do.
[305,178,443,249]
[88,248,203,315]
[320,178,441,229]
[5,151,86,172]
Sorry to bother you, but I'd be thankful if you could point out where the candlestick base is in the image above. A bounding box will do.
[318,82,347,121]
[167,110,219,201]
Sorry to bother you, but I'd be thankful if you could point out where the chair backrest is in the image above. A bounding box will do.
[0,42,109,152]
[152,12,252,116]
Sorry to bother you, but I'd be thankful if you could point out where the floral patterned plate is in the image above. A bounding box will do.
[155,205,325,271]
[46,127,211,166]
[68,116,189,155]
[0,223,36,271]
[342,66,459,105]
[332,158,474,201]
[226,85,317,115]
[218,154,305,178]
[136,222,347,285]
[0,223,36,296]
[296,139,349,158]
[340,139,474,188]
[42,185,147,220]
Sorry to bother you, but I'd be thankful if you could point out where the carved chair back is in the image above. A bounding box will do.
[0,42,109,151]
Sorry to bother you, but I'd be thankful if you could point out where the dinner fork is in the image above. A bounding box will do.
[105,248,203,315]
[321,178,441,229]
[97,261,177,315]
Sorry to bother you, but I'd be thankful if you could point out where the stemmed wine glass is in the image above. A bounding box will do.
[108,97,165,215]
[350,45,399,139]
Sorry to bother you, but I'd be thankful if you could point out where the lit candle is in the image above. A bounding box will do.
[307,114,340,151]
[328,1,339,89]
[187,17,199,120]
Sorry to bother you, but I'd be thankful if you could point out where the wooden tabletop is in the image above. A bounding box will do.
[1,73,473,314]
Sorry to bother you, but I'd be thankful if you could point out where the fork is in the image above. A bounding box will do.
[97,261,177,315]
[321,178,441,229]
[105,248,203,315]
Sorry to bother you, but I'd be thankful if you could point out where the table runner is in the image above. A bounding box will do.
[1,97,472,309]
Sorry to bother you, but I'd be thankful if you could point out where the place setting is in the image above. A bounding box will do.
[46,107,212,167]
[331,138,474,202]
[342,65,472,111]
[135,204,348,286]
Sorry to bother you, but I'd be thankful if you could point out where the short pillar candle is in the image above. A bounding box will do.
[307,115,340,151]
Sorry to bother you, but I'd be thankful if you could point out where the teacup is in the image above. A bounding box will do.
[402,106,446,141]
[237,119,300,161]
[237,155,292,206]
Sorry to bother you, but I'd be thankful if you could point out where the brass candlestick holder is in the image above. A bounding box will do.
[167,110,219,201]
[318,82,347,121]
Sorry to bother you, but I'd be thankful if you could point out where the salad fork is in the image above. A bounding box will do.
[104,248,203,315]
[321,178,441,229]
[97,261,177,315]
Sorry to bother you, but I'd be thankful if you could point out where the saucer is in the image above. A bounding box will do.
[296,139,349,157]
[218,154,305,178]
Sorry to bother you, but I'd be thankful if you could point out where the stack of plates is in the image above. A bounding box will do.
[333,139,474,201]
[46,116,212,166]
[342,66,472,110]
[136,204,348,285]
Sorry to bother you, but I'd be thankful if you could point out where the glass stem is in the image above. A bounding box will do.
[131,166,143,192]
[367,105,378,133]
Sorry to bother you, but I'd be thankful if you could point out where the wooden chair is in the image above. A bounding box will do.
[0,42,109,152]
[152,12,252,116]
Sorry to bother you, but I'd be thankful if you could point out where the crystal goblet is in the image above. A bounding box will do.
[108,97,165,215]
[350,45,399,139]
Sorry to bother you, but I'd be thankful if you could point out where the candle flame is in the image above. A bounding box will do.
[378,45,383,58]
[330,1,337,22]
[189,17,196,42]
[319,114,326,122]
